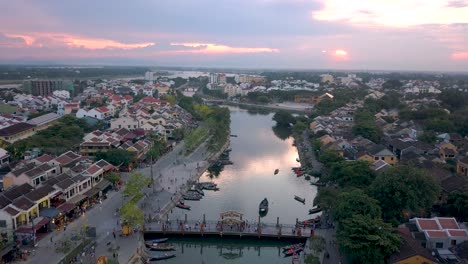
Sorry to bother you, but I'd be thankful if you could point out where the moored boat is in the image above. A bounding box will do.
[296,158,300,162]
[203,185,220,191]
[294,195,305,203]
[274,169,279,175]
[283,247,303,257]
[259,198,268,213]
[147,244,175,251]
[176,202,191,210]
[182,192,202,200]
[308,207,322,214]
[282,243,304,251]
[145,238,168,245]
[310,182,326,187]
[148,253,176,261]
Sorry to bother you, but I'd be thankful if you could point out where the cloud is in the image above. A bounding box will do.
[3,32,154,50]
[169,43,279,54]
[312,0,468,27]
[452,52,468,60]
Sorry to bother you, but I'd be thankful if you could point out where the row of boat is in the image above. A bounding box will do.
[143,238,176,261]
[282,243,304,257]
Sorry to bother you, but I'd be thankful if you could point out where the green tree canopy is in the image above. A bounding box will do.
[337,214,400,264]
[119,202,144,228]
[313,187,339,210]
[95,149,135,167]
[272,110,295,127]
[332,189,382,224]
[370,165,440,223]
[441,190,468,222]
[330,160,376,188]
[123,172,151,198]
[318,150,344,167]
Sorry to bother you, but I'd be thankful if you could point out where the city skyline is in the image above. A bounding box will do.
[1,0,467,71]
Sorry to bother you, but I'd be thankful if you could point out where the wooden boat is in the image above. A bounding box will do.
[283,247,303,257]
[309,207,322,214]
[147,244,175,251]
[282,243,304,251]
[310,182,326,187]
[296,158,300,162]
[148,253,176,261]
[182,193,202,200]
[274,169,279,175]
[291,167,301,171]
[259,198,268,213]
[203,185,220,191]
[218,160,233,165]
[176,202,191,210]
[294,195,305,203]
[145,238,168,245]
[298,216,321,227]
[230,134,238,137]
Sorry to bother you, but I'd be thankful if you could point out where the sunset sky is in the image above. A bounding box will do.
[1,0,467,71]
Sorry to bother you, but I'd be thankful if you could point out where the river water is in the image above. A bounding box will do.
[161,107,318,263]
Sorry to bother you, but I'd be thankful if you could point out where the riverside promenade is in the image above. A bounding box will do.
[22,139,218,264]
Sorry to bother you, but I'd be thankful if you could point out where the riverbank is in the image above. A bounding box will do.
[218,100,313,114]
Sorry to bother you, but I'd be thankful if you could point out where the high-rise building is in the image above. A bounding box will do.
[218,73,227,84]
[23,80,74,97]
[209,73,219,84]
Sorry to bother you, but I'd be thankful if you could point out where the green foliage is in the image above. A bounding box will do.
[382,79,403,90]
[318,150,344,167]
[309,236,325,253]
[106,172,121,185]
[313,187,339,210]
[206,106,230,152]
[315,88,368,115]
[440,190,468,221]
[95,149,135,167]
[418,131,437,144]
[330,161,375,188]
[292,121,307,135]
[272,110,295,127]
[184,127,209,154]
[272,125,292,140]
[147,139,166,160]
[337,214,400,264]
[304,255,320,264]
[7,115,99,159]
[171,77,187,88]
[370,166,440,223]
[130,79,146,85]
[123,172,151,198]
[352,109,382,142]
[256,95,270,103]
[161,95,176,105]
[332,189,382,224]
[439,89,468,111]
[119,202,144,228]
[171,128,186,141]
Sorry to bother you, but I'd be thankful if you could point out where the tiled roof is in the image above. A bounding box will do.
[35,154,54,163]
[0,195,11,209]
[3,183,34,201]
[4,206,19,216]
[10,163,35,177]
[438,217,459,229]
[26,113,60,126]
[389,228,437,263]
[86,165,101,175]
[55,178,76,190]
[0,123,35,137]
[24,185,55,201]
[426,230,448,238]
[416,219,440,230]
[12,196,34,210]
[448,229,468,237]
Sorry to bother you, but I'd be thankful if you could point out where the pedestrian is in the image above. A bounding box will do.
[50,236,53,243]
[113,232,116,239]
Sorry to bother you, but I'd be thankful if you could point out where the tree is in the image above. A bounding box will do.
[106,172,121,185]
[313,187,339,210]
[304,255,320,264]
[330,161,375,188]
[337,214,400,264]
[256,95,270,103]
[292,121,307,135]
[370,166,440,223]
[318,150,344,167]
[332,189,382,223]
[95,149,135,167]
[171,128,186,141]
[119,202,144,228]
[440,190,468,221]
[382,79,403,90]
[123,172,151,198]
[273,110,295,127]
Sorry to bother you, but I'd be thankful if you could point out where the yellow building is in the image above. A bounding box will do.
[457,157,468,176]
[357,145,397,165]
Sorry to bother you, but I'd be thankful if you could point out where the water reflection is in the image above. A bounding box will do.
[272,125,292,140]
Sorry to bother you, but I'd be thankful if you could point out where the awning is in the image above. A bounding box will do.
[16,217,50,233]
[67,194,87,205]
[39,207,61,219]
[84,180,111,198]
[57,203,76,214]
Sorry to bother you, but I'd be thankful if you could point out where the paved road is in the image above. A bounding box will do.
[23,140,213,264]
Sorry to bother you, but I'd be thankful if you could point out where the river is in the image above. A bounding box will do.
[162,107,318,263]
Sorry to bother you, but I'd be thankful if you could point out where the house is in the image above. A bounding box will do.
[76,106,111,120]
[456,157,468,177]
[110,116,143,130]
[410,217,468,249]
[357,144,397,165]
[439,148,457,160]
[2,163,58,189]
[389,227,437,264]
[52,151,87,173]
[0,123,36,144]
[26,113,61,130]
[0,148,10,168]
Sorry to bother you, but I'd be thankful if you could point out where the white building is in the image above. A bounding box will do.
[209,73,219,84]
[145,71,157,82]
[52,90,71,99]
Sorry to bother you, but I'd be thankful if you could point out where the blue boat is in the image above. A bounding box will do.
[145,238,168,245]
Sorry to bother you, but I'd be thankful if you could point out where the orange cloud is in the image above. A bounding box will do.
[5,32,154,50]
[312,0,468,27]
[452,52,468,60]
[170,42,279,54]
